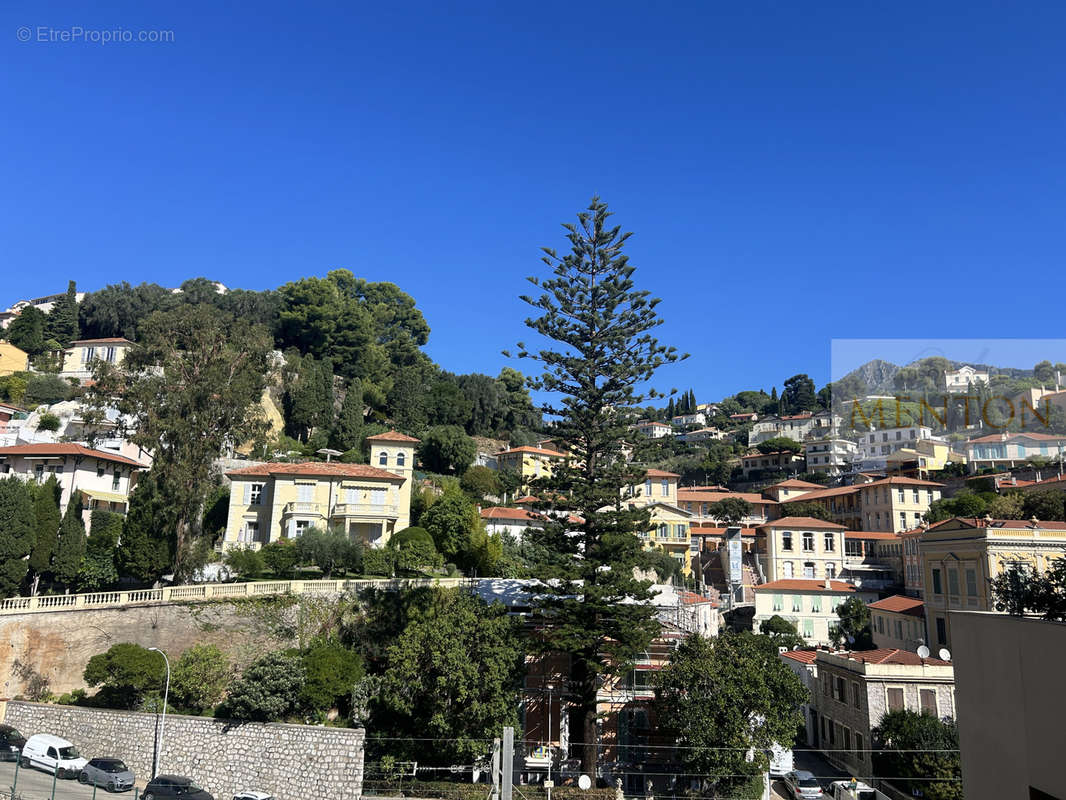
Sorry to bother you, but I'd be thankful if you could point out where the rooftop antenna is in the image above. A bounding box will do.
[317,448,342,463]
[939,648,952,662]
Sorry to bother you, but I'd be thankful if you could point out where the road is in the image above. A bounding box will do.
[0,760,137,800]
[770,748,852,799]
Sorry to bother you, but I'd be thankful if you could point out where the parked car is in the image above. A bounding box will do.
[784,770,825,799]
[78,758,136,792]
[20,734,89,778]
[233,791,274,800]
[143,775,214,800]
[0,725,26,762]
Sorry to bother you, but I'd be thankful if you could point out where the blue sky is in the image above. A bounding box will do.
[3,1,1065,403]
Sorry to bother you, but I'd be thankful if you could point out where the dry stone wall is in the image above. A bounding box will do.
[2,701,364,800]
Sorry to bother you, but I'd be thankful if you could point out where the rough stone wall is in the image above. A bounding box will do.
[0,599,299,696]
[1,701,364,800]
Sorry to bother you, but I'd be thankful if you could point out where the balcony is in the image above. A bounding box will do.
[331,502,400,519]
[282,502,325,516]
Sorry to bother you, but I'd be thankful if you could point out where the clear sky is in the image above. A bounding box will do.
[3,1,1065,402]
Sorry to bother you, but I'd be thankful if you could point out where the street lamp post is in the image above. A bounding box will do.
[148,647,171,779]
[545,684,554,800]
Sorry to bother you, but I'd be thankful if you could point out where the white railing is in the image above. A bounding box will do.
[0,576,472,616]
[332,502,399,516]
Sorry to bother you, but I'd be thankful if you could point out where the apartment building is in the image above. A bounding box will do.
[677,488,777,525]
[812,649,954,773]
[853,425,935,471]
[779,476,943,533]
[222,431,417,549]
[757,516,847,582]
[900,527,924,597]
[842,530,901,590]
[753,579,876,645]
[739,450,805,479]
[762,478,823,502]
[919,516,1066,651]
[869,595,927,651]
[944,365,989,393]
[496,444,569,490]
[748,411,833,445]
[804,437,858,474]
[627,469,694,575]
[964,431,1066,473]
[670,412,706,427]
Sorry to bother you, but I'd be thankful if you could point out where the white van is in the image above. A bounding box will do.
[21,733,89,778]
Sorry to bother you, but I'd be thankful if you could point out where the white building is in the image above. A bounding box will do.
[805,437,859,474]
[749,411,833,446]
[855,425,935,471]
[671,412,707,427]
[944,365,990,394]
[480,506,545,541]
[633,420,672,439]
[753,578,878,645]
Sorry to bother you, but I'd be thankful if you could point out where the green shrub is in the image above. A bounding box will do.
[217,651,304,722]
[261,539,299,578]
[224,546,266,580]
[171,644,231,713]
[300,639,364,713]
[362,547,396,577]
[37,413,61,432]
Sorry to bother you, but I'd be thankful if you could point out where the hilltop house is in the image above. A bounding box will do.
[0,342,28,376]
[60,337,135,384]
[964,431,1066,472]
[222,431,417,549]
[944,365,989,394]
[496,445,569,491]
[632,420,672,439]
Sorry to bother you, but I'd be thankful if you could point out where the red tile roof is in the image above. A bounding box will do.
[679,489,773,504]
[514,495,540,504]
[480,506,542,522]
[0,443,146,468]
[928,516,1066,531]
[769,478,825,490]
[868,595,925,616]
[69,337,134,345]
[645,468,680,478]
[780,649,819,664]
[755,579,856,593]
[845,530,900,540]
[864,476,944,488]
[498,445,568,458]
[226,461,405,481]
[691,525,758,537]
[830,648,950,667]
[968,431,1066,444]
[759,516,846,530]
[781,484,862,502]
[365,431,420,443]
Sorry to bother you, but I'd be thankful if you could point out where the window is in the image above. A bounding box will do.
[935,617,947,645]
[948,569,960,596]
[887,687,904,711]
[370,488,386,507]
[898,489,905,503]
[379,451,388,466]
[112,470,121,491]
[249,483,263,505]
[297,483,313,502]
[920,689,938,716]
[843,727,851,751]
[913,489,920,503]
[802,531,814,551]
[855,733,864,761]
[802,618,814,638]
[824,533,835,552]
[293,520,310,537]
[899,512,907,529]
[645,479,652,496]
[397,452,405,467]
[852,682,860,708]
[661,479,669,496]
[821,718,829,741]
[772,594,783,612]
[804,562,815,578]
[828,720,837,745]
[965,568,977,597]
[932,568,943,595]
[82,346,95,364]
[783,562,794,578]
[97,465,105,478]
[826,563,836,579]
[34,464,44,482]
[241,521,259,544]
[811,595,821,613]
[792,595,802,613]
[782,531,793,551]
[877,616,884,634]
[895,619,903,640]
[834,676,846,702]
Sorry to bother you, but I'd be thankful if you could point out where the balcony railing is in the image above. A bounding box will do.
[332,502,399,517]
[282,502,324,515]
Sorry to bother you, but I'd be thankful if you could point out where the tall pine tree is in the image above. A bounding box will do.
[28,475,62,594]
[53,491,87,588]
[332,378,364,452]
[46,280,79,347]
[510,197,683,774]
[0,476,35,597]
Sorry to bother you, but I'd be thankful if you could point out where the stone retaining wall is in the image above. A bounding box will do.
[1,701,364,800]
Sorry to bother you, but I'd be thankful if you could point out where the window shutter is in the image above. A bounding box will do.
[243,483,251,504]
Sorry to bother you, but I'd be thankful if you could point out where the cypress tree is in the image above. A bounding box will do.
[53,491,87,587]
[0,476,35,597]
[46,280,79,347]
[332,379,364,452]
[117,471,174,583]
[510,197,683,774]
[28,474,62,590]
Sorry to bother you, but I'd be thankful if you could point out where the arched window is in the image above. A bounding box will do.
[379,451,388,466]
[397,452,406,467]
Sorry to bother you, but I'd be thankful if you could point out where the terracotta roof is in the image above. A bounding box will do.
[780,649,819,664]
[845,530,900,540]
[226,461,404,481]
[0,443,146,468]
[1027,474,1066,487]
[498,445,568,458]
[514,495,540,504]
[741,450,797,459]
[759,516,846,530]
[779,412,814,420]
[968,431,1066,444]
[868,595,925,616]
[645,469,680,478]
[781,484,861,502]
[634,420,671,427]
[864,476,944,488]
[755,579,856,593]
[69,337,134,345]
[365,431,420,443]
[831,648,950,667]
[769,478,824,490]
[480,507,542,522]
[678,490,774,504]
[691,525,758,537]
[928,516,1066,532]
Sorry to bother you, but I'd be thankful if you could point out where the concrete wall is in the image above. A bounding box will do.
[950,611,1066,800]
[0,599,297,696]
[0,701,364,800]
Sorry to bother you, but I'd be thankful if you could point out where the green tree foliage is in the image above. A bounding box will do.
[6,306,48,356]
[641,546,682,583]
[0,374,28,404]
[782,374,818,413]
[1034,360,1056,384]
[36,412,61,432]
[224,547,267,579]
[295,526,362,577]
[0,476,35,597]
[706,497,752,525]
[218,651,305,722]
[171,644,231,714]
[28,475,62,584]
[781,501,832,521]
[77,510,123,591]
[924,491,991,523]
[331,379,364,451]
[52,491,86,587]
[420,484,482,565]
[755,436,803,455]
[1021,489,1066,522]
[873,710,962,800]
[45,281,79,347]
[90,304,272,578]
[83,643,167,709]
[78,281,180,341]
[373,589,525,765]
[117,470,175,583]
[496,367,542,433]
[419,425,476,474]
[23,374,72,405]
[284,355,335,442]
[654,633,808,799]
[509,197,682,773]
[990,558,1066,620]
[830,596,875,649]
[201,484,230,543]
[300,639,365,714]
[388,526,441,571]
[987,492,1025,519]
[459,465,501,502]
[261,539,300,578]
[426,376,473,428]
[758,615,808,650]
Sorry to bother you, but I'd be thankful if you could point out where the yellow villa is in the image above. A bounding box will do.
[0,342,29,376]
[496,444,568,491]
[626,468,695,576]
[222,431,418,550]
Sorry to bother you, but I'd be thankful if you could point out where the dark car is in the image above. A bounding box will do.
[143,775,213,800]
[0,725,26,762]
[78,758,135,792]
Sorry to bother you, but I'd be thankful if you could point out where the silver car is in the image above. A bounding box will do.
[785,770,824,800]
[78,758,135,792]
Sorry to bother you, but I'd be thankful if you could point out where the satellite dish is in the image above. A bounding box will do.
[578,776,592,791]
[917,645,930,659]
[939,648,952,662]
